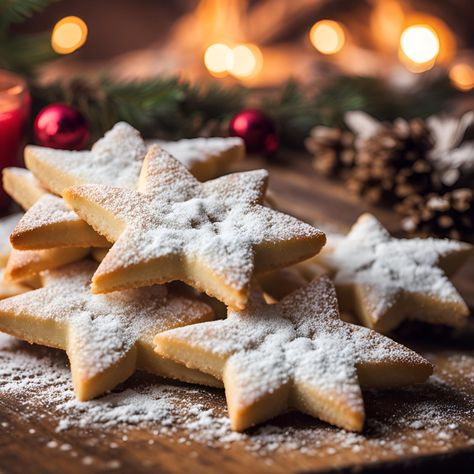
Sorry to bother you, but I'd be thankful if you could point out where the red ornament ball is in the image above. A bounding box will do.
[34,103,90,150]
[229,108,278,155]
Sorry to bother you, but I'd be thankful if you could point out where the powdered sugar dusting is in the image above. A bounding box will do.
[0,333,472,461]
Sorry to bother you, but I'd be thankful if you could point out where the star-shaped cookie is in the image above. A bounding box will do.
[0,260,218,400]
[1,169,96,279]
[154,275,432,432]
[10,194,110,249]
[3,167,108,249]
[63,145,326,308]
[315,213,472,333]
[10,122,146,250]
[25,122,147,195]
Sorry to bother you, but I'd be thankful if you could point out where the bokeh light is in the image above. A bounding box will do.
[229,44,262,79]
[204,43,233,77]
[449,63,474,91]
[51,16,88,55]
[309,20,346,55]
[204,43,262,79]
[399,24,439,71]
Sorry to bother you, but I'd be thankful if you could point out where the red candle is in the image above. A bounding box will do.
[0,70,30,210]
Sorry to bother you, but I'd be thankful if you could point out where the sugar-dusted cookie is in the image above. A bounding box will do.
[149,137,245,181]
[2,167,47,210]
[3,166,109,251]
[4,247,89,281]
[0,260,218,400]
[0,176,91,280]
[316,213,472,333]
[24,122,147,195]
[64,146,326,309]
[11,123,146,250]
[10,194,109,250]
[154,275,432,432]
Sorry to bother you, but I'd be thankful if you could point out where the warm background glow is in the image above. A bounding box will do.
[204,42,262,79]
[204,43,232,76]
[310,20,345,55]
[27,1,469,86]
[51,16,88,54]
[399,24,440,72]
[449,63,474,91]
[229,44,262,78]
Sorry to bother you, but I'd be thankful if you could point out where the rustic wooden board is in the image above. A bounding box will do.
[0,155,473,474]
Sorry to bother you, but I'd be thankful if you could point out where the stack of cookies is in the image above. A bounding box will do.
[0,122,471,433]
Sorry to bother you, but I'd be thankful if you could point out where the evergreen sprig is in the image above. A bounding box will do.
[32,76,246,141]
[263,75,461,147]
[0,0,58,75]
[0,0,56,27]
[31,73,460,146]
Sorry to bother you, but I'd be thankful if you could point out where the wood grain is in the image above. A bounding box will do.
[0,155,473,474]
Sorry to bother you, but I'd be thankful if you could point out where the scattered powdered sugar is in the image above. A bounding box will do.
[318,213,470,323]
[0,333,473,460]
[155,276,430,425]
[67,148,324,295]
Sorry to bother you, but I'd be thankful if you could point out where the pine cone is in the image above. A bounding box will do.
[396,188,474,242]
[305,127,355,176]
[347,118,434,204]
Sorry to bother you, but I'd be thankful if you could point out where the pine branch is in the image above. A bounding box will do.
[0,32,56,75]
[32,76,246,141]
[263,75,461,148]
[0,0,58,75]
[0,0,57,29]
[32,73,459,147]
[262,80,323,147]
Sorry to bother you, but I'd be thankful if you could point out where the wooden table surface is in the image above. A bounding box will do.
[0,155,473,474]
